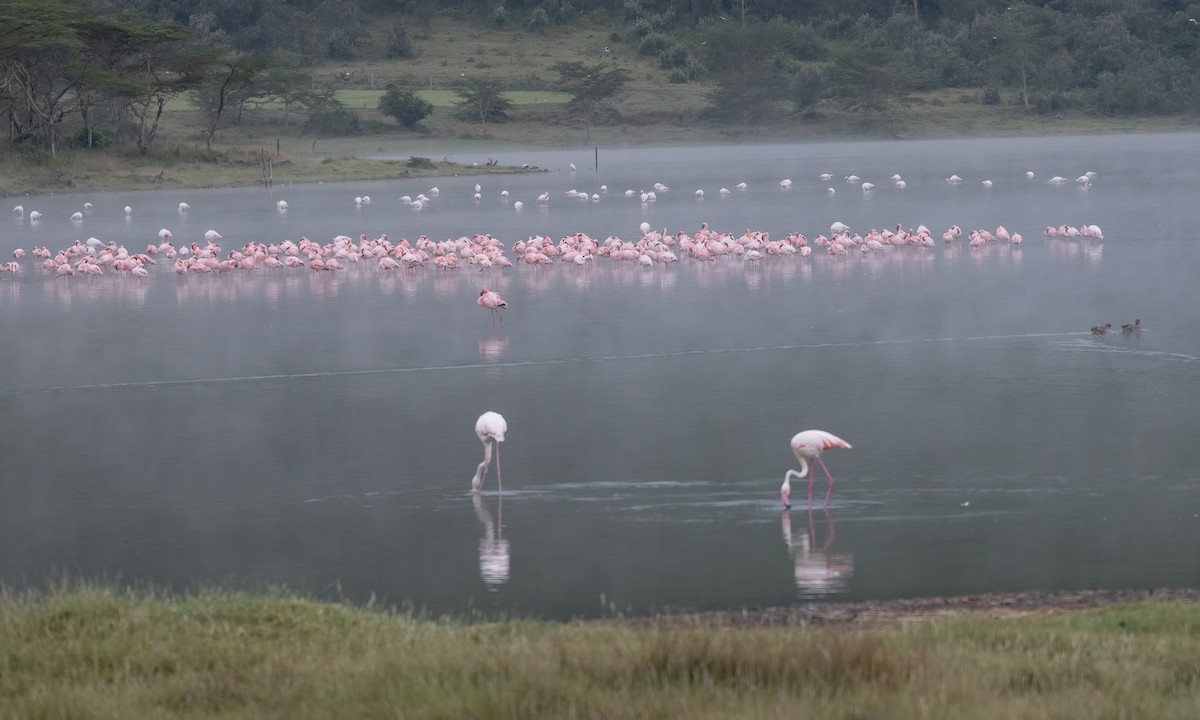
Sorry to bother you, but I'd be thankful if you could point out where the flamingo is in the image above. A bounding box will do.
[478,288,507,324]
[781,430,852,508]
[471,411,507,493]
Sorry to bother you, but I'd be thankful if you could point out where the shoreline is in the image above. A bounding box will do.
[636,587,1200,629]
[4,121,1197,199]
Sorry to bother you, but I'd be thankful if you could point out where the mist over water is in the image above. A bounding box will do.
[2,133,1199,619]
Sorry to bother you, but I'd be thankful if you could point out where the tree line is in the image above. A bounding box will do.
[96,0,1200,120]
[4,0,1199,159]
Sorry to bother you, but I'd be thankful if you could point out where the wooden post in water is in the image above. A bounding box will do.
[595,146,598,171]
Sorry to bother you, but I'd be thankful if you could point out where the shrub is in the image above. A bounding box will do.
[527,7,549,32]
[73,127,115,149]
[407,156,436,169]
[556,0,577,24]
[981,86,1001,105]
[793,64,830,115]
[305,106,361,135]
[387,26,414,59]
[326,25,358,60]
[14,142,52,166]
[659,42,689,69]
[377,85,433,128]
[639,32,670,57]
[492,3,508,26]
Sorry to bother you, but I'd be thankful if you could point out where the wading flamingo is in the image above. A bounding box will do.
[472,411,507,493]
[478,288,507,324]
[781,430,852,508]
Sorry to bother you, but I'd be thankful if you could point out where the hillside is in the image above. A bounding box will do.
[2,1,1198,195]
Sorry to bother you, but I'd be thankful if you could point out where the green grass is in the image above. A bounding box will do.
[3,584,1200,719]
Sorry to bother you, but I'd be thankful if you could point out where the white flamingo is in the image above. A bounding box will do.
[781,430,852,508]
[472,411,508,493]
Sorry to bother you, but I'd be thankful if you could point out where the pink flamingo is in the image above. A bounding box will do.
[781,430,852,508]
[471,411,507,493]
[478,288,507,324]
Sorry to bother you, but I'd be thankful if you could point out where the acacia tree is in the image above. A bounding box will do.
[127,44,216,156]
[190,51,272,150]
[0,2,202,155]
[976,5,1061,111]
[249,60,314,127]
[452,76,512,124]
[832,46,924,136]
[699,20,793,125]
[0,0,89,153]
[551,61,631,140]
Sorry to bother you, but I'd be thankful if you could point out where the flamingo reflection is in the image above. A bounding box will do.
[472,492,510,590]
[478,336,508,361]
[781,507,854,597]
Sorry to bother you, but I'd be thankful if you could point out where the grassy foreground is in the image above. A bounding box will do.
[3,586,1199,719]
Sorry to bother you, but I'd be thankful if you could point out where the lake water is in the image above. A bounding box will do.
[2,133,1199,619]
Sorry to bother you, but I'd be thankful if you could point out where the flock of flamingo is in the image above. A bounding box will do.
[5,203,1103,286]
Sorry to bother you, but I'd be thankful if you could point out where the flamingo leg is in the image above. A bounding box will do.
[477,440,494,490]
[816,456,836,505]
[494,440,502,493]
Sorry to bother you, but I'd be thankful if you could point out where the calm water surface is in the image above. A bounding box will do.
[2,134,1198,618]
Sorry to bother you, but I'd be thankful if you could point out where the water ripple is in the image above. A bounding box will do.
[1,331,1091,395]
